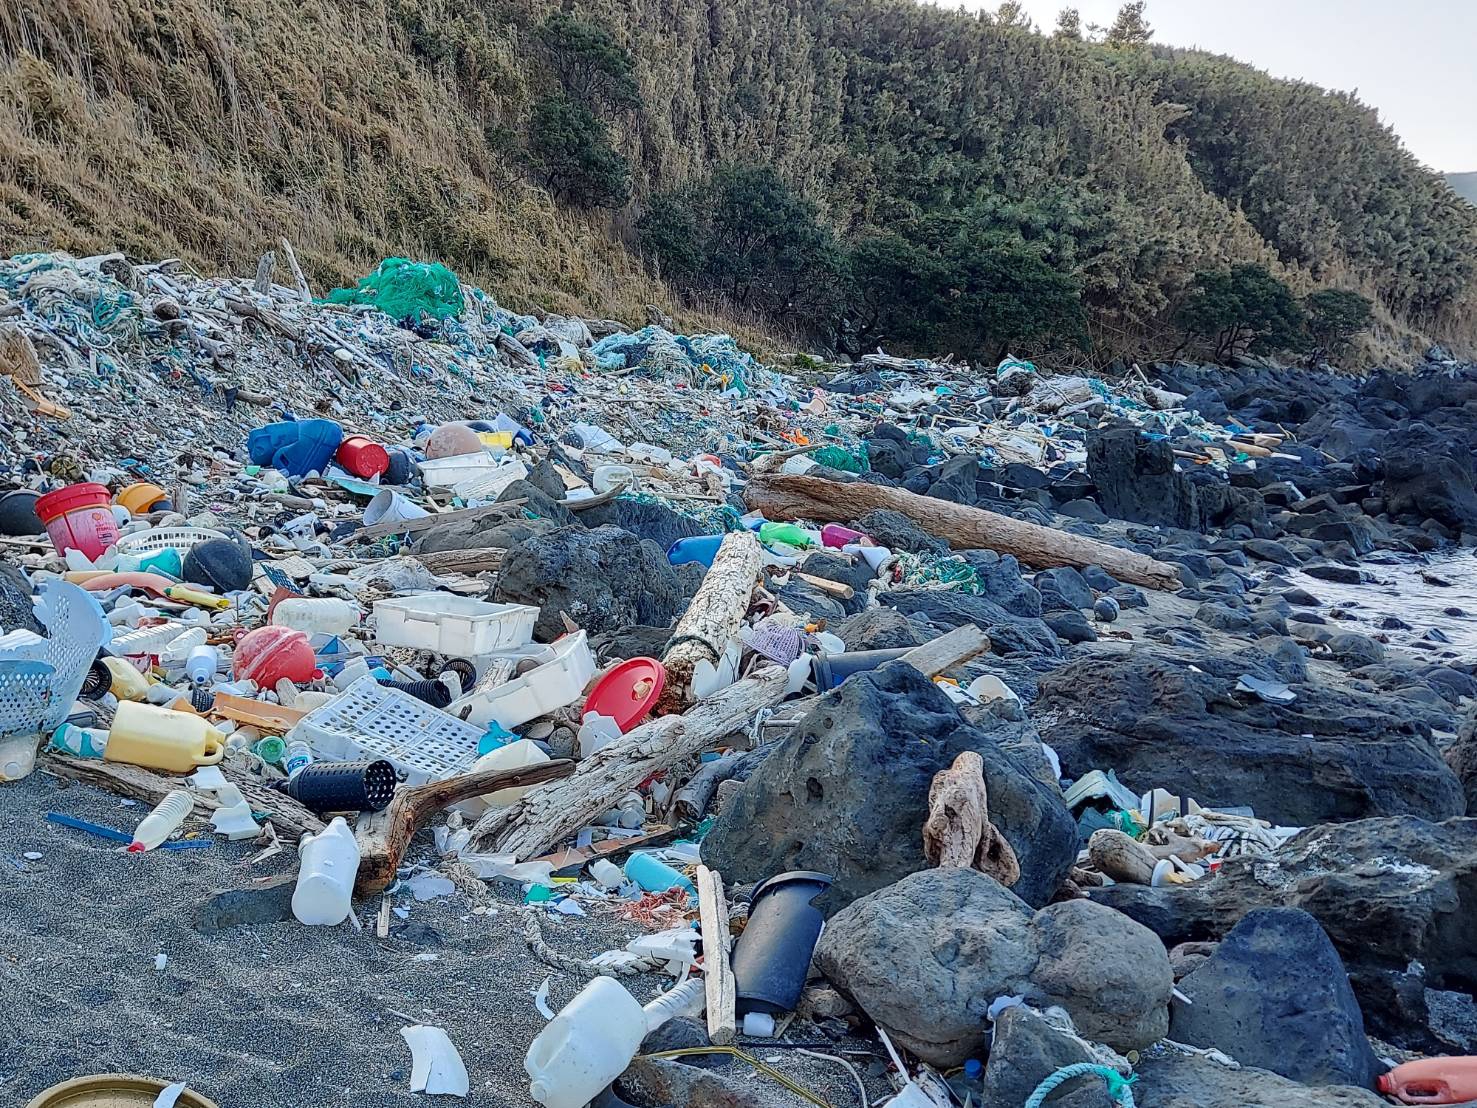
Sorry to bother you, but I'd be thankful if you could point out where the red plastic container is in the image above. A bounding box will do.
[35,483,120,560]
[1379,1058,1477,1104]
[233,625,318,685]
[336,435,391,479]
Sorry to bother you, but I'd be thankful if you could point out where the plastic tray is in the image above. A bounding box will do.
[373,594,537,657]
[416,452,503,491]
[449,630,595,730]
[288,675,484,784]
[114,527,228,556]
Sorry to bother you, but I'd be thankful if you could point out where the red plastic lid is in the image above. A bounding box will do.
[585,657,667,733]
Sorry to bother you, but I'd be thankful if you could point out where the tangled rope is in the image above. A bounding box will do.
[1024,1063,1135,1108]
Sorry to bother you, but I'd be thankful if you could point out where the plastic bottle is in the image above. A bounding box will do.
[623,852,696,898]
[128,789,194,852]
[1378,1058,1477,1104]
[159,626,208,667]
[526,977,704,1108]
[284,738,313,778]
[50,722,109,758]
[588,858,623,890]
[947,1059,985,1105]
[758,521,814,549]
[270,596,361,636]
[292,817,361,926]
[185,644,219,687]
[103,656,152,702]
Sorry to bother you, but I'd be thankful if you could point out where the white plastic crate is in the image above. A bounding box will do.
[373,594,537,657]
[114,526,228,556]
[450,630,596,730]
[416,452,504,491]
[451,459,528,500]
[288,675,485,784]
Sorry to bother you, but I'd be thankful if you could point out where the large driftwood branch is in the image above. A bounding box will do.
[467,624,992,860]
[744,473,1181,591]
[354,759,574,896]
[922,750,1020,886]
[279,237,311,302]
[657,531,761,714]
[696,865,736,1045]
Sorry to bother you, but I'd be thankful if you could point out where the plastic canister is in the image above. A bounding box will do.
[335,435,390,479]
[526,977,704,1108]
[812,648,913,690]
[588,858,624,889]
[292,816,361,925]
[270,597,360,636]
[234,625,317,685]
[667,535,723,568]
[102,656,152,701]
[35,484,120,560]
[105,701,226,773]
[623,852,695,898]
[184,644,219,687]
[591,464,634,494]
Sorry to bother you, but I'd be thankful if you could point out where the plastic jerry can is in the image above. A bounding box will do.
[105,701,226,774]
[526,977,703,1108]
[292,816,361,926]
[1379,1058,1477,1104]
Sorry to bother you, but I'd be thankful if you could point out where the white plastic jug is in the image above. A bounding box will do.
[526,977,704,1108]
[271,597,361,636]
[455,740,552,817]
[292,816,360,926]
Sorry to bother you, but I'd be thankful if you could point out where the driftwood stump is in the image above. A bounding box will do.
[922,750,1020,886]
[1087,828,1159,885]
[744,473,1181,591]
[657,531,761,714]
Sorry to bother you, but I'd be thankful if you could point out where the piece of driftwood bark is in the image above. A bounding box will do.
[279,237,311,302]
[696,864,737,1045]
[656,531,761,714]
[47,753,325,839]
[922,750,1020,886]
[744,473,1181,591]
[408,547,507,576]
[470,623,992,860]
[354,759,574,896]
[1087,828,1159,885]
[354,498,529,541]
[253,252,276,295]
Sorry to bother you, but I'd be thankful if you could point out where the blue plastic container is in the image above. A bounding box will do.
[247,419,343,478]
[667,535,724,568]
[624,852,696,898]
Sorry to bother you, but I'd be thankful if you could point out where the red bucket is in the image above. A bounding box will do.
[336,435,390,479]
[34,483,120,560]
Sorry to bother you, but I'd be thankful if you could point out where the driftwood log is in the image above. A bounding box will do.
[468,623,992,860]
[408,547,506,576]
[279,237,311,302]
[354,759,574,896]
[922,750,1020,886]
[744,473,1182,591]
[656,531,761,714]
[696,864,736,1045]
[1087,828,1159,885]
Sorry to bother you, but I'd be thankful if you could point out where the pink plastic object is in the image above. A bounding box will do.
[35,483,120,560]
[233,625,318,685]
[426,423,483,459]
[336,435,391,479]
[821,523,865,549]
[79,572,173,596]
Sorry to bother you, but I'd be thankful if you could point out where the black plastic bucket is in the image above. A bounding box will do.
[730,870,833,1016]
[811,648,912,690]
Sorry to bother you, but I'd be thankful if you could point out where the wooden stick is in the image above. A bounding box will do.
[656,531,761,714]
[279,237,311,303]
[354,499,529,541]
[253,252,276,296]
[408,547,507,576]
[564,480,630,512]
[795,572,854,600]
[469,624,991,860]
[353,759,574,896]
[744,473,1181,591]
[696,865,736,1045]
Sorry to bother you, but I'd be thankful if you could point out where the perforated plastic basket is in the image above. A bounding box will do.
[0,580,108,737]
[287,675,485,784]
[114,526,228,556]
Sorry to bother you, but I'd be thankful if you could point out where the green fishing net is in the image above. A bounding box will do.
[324,258,464,322]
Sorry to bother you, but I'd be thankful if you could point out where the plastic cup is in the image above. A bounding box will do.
[365,490,429,526]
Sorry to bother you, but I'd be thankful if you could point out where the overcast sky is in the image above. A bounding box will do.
[953,0,1475,172]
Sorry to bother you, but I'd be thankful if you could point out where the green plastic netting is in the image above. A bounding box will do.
[323,258,464,322]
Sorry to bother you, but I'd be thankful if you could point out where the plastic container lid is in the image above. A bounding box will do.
[26,1074,220,1108]
[584,657,666,733]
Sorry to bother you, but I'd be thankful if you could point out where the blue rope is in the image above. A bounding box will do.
[1024,1063,1136,1108]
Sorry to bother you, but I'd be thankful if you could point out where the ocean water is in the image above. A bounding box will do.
[1285,548,1477,661]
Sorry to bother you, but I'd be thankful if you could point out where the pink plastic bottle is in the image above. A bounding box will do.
[1379,1058,1477,1104]
[821,523,865,549]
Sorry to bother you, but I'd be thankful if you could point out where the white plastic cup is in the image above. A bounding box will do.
[364,489,430,527]
[292,816,361,926]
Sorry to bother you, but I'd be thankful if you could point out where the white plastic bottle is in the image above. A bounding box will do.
[185,644,219,687]
[526,977,704,1108]
[128,789,194,852]
[160,626,208,667]
[270,596,361,636]
[292,817,360,926]
[284,738,313,778]
[588,858,623,890]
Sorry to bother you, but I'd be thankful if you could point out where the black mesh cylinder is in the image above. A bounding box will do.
[279,759,397,812]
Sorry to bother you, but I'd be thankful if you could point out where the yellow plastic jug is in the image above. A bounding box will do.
[102,656,152,702]
[105,701,226,773]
